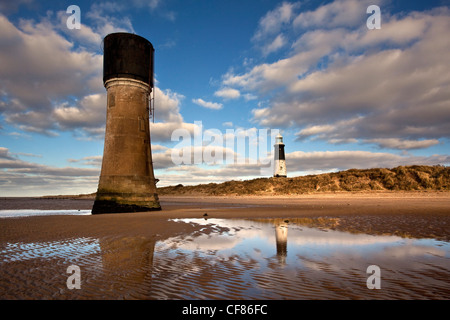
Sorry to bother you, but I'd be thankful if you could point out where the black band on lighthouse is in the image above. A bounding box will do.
[278,145,285,160]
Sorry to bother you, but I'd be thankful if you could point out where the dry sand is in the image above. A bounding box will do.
[0,192,449,299]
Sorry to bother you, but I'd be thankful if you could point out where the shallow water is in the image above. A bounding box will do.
[151,218,450,299]
[0,209,92,218]
[0,218,449,299]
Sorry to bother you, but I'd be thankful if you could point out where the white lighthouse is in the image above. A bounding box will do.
[274,133,287,177]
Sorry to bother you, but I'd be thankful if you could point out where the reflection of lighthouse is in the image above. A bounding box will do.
[274,133,287,177]
[275,221,288,264]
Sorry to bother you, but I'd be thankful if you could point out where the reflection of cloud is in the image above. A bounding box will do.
[289,228,403,247]
[165,219,271,252]
[374,243,446,258]
[162,234,242,252]
[165,219,450,264]
[165,219,408,254]
[154,218,450,299]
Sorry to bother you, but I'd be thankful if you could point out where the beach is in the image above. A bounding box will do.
[1,192,449,300]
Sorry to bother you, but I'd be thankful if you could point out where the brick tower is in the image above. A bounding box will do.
[92,33,161,214]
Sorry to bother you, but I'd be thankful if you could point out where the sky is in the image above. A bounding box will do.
[1,0,449,196]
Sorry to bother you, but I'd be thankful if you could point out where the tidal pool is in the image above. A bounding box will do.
[0,209,92,218]
[150,218,450,299]
[0,217,448,299]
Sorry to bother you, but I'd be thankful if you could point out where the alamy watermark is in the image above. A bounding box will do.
[66,4,381,31]
[64,263,382,291]
[66,5,81,30]
[367,5,381,29]
[366,265,381,289]
[66,264,81,289]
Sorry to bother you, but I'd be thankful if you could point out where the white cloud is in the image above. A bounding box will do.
[286,150,450,172]
[85,3,135,37]
[55,11,102,49]
[0,147,100,196]
[292,0,376,29]
[153,147,450,187]
[252,2,301,57]
[222,2,450,149]
[53,93,106,131]
[365,138,440,150]
[253,1,299,41]
[67,155,102,167]
[154,87,184,123]
[296,125,335,138]
[354,14,428,48]
[223,32,338,92]
[265,34,287,55]
[0,13,103,135]
[0,11,190,140]
[214,88,241,99]
[192,98,223,110]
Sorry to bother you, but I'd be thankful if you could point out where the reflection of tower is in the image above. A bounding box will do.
[273,133,287,177]
[275,221,288,264]
[98,236,156,298]
[92,33,161,214]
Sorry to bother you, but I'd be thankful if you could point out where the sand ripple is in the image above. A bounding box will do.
[1,218,449,299]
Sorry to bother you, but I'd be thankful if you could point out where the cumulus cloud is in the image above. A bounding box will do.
[365,138,440,150]
[253,1,299,41]
[85,2,135,37]
[221,1,450,150]
[154,87,184,123]
[53,93,106,131]
[296,125,335,139]
[150,121,199,143]
[192,98,223,110]
[154,147,450,187]
[251,2,301,56]
[0,13,103,136]
[0,147,99,196]
[292,0,375,29]
[214,88,241,99]
[67,155,103,167]
[0,9,189,141]
[265,34,287,55]
[286,150,450,172]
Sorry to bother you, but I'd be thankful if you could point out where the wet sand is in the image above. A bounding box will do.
[0,192,449,300]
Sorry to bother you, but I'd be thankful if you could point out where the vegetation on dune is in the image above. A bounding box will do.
[157,165,450,196]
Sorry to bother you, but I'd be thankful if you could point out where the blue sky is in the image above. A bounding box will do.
[1,0,449,196]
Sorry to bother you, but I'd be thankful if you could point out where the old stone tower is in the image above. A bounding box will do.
[92,33,161,214]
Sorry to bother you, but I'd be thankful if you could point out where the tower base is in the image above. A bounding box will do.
[92,192,161,214]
